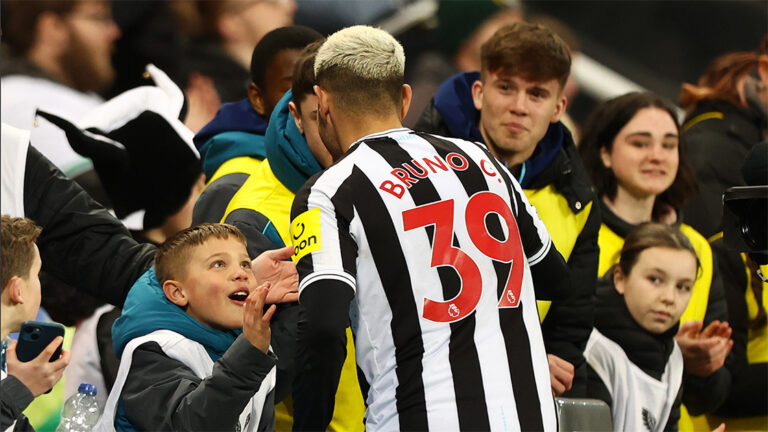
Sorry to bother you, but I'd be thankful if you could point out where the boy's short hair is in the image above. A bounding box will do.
[154,223,247,284]
[291,39,325,105]
[314,25,405,116]
[480,21,571,89]
[250,25,324,91]
[1,215,42,290]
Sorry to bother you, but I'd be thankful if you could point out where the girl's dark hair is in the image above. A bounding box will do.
[617,223,700,278]
[579,92,698,217]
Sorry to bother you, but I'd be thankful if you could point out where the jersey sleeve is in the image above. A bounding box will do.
[290,180,358,298]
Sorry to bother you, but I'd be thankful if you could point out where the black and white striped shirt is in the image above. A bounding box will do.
[291,128,564,431]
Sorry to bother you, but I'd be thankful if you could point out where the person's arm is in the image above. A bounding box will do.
[23,146,156,307]
[292,280,354,431]
[0,376,33,430]
[678,249,733,415]
[122,336,276,431]
[541,199,600,397]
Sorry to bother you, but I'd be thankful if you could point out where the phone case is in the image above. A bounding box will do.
[17,321,64,362]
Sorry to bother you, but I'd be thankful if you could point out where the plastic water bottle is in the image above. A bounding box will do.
[56,383,101,432]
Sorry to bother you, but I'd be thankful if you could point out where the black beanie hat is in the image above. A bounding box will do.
[37,65,202,230]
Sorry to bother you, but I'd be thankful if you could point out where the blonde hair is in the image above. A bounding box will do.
[314,25,405,80]
[314,26,405,115]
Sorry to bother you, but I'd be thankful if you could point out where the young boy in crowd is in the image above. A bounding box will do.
[1,216,71,432]
[97,223,281,431]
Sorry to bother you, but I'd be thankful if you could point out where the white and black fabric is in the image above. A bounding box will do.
[586,329,683,432]
[291,128,568,431]
[35,64,200,231]
[96,330,276,432]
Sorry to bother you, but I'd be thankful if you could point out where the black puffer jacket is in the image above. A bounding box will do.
[23,146,156,308]
[682,99,766,239]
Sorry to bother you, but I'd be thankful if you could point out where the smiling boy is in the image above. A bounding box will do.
[98,223,284,431]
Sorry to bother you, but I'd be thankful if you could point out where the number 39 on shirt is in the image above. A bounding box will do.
[402,191,524,323]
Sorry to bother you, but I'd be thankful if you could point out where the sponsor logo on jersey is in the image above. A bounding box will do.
[291,208,321,262]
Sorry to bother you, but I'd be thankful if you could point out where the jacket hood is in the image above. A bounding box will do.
[432,71,566,188]
[194,98,268,179]
[433,72,485,143]
[264,90,323,193]
[113,267,240,362]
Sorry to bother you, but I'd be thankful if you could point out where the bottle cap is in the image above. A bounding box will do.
[77,383,98,396]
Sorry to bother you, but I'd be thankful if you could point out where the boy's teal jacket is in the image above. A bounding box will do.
[112,267,240,362]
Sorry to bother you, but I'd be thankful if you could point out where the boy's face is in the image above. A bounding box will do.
[614,247,697,334]
[291,94,333,168]
[21,244,43,322]
[175,237,256,330]
[472,71,566,166]
[262,48,302,118]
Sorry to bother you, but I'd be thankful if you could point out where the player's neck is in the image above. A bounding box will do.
[338,113,404,152]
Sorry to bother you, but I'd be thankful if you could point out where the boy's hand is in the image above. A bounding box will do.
[5,337,70,397]
[243,283,277,354]
[251,246,299,304]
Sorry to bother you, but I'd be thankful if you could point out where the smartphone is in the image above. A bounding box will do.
[16,321,64,363]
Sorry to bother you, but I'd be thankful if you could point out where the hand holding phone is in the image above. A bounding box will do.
[5,337,70,397]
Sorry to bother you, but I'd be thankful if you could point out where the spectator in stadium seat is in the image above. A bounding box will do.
[579,92,733,425]
[679,43,768,240]
[290,25,569,431]
[1,216,71,432]
[585,223,710,432]
[415,21,599,397]
[100,223,286,431]
[192,26,323,233]
[1,0,120,182]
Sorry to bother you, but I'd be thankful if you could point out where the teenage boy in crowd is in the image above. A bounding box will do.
[193,26,323,229]
[1,216,71,432]
[415,22,599,396]
[290,25,569,431]
[99,223,283,431]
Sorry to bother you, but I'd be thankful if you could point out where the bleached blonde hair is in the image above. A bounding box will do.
[314,26,406,115]
[314,25,405,81]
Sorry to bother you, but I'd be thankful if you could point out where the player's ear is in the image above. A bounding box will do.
[163,280,189,307]
[400,84,412,120]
